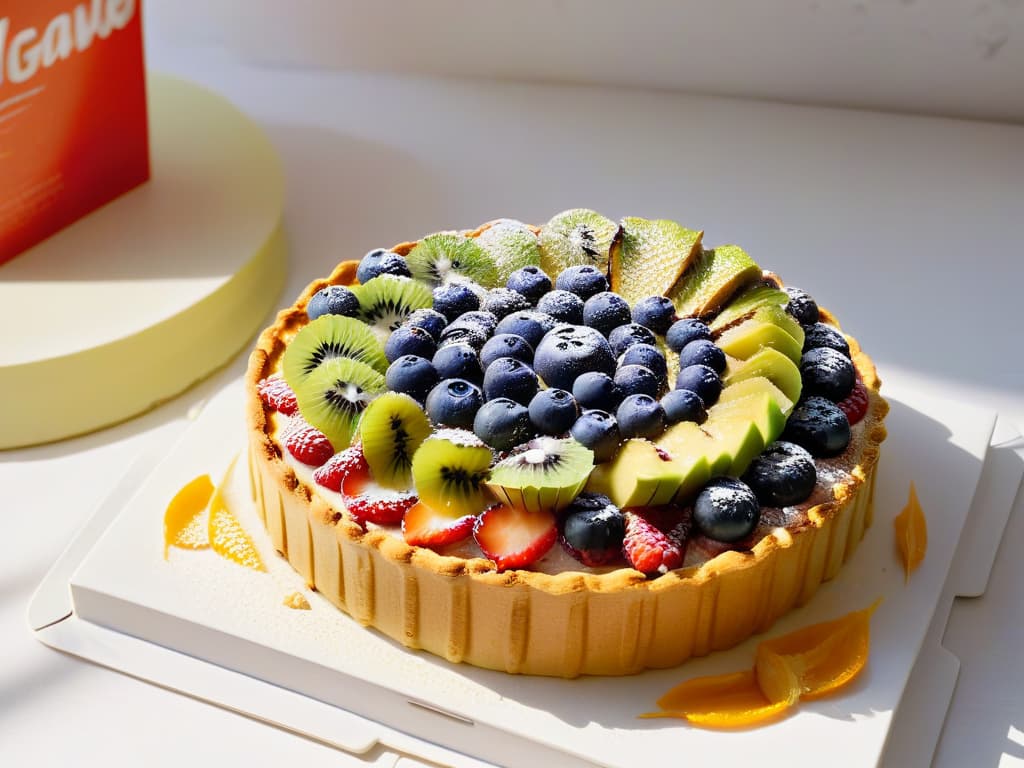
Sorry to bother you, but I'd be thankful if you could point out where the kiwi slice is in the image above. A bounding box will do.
[355,274,433,343]
[666,245,763,319]
[411,429,494,517]
[293,357,386,449]
[538,209,618,276]
[406,233,500,288]
[485,436,594,514]
[709,283,789,334]
[282,316,387,396]
[475,219,542,284]
[608,217,703,305]
[359,392,432,490]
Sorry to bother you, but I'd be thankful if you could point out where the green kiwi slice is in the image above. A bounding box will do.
[411,429,494,517]
[538,209,618,276]
[293,357,386,449]
[355,274,433,343]
[358,392,432,490]
[406,233,500,288]
[475,220,542,284]
[282,316,387,396]
[485,436,594,514]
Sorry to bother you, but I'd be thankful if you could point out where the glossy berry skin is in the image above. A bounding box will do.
[742,441,817,507]
[614,364,661,399]
[528,388,579,435]
[384,325,437,364]
[802,322,851,357]
[583,292,633,336]
[533,324,616,391]
[678,339,726,375]
[257,375,298,415]
[454,310,499,336]
[473,398,534,452]
[536,290,584,325]
[432,343,484,384]
[555,265,608,300]
[661,388,707,424]
[666,318,712,353]
[482,357,540,405]
[480,333,534,368]
[432,282,480,322]
[283,422,335,466]
[837,378,870,425]
[616,394,667,440]
[559,494,626,566]
[620,343,668,384]
[675,364,723,407]
[481,288,531,319]
[307,285,360,320]
[425,378,485,429]
[494,310,554,349]
[572,371,624,412]
[385,355,439,403]
[356,248,411,283]
[570,409,621,463]
[607,323,657,358]
[800,347,855,401]
[693,478,760,543]
[631,296,677,335]
[785,286,820,326]
[782,396,851,457]
[506,265,552,304]
[405,308,448,341]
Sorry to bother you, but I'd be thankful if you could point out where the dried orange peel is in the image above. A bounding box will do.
[208,455,266,572]
[163,474,214,558]
[894,481,927,580]
[643,601,879,728]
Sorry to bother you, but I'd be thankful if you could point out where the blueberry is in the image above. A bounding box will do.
[785,287,820,327]
[437,322,488,351]
[385,355,439,403]
[384,324,437,363]
[481,288,531,319]
[555,265,608,300]
[620,343,668,384]
[800,347,855,401]
[742,441,817,507]
[307,285,359,320]
[583,292,632,336]
[616,394,667,440]
[453,310,498,336]
[432,282,480,322]
[678,339,726,375]
[661,389,707,424]
[432,343,484,384]
[482,357,540,406]
[357,248,411,283]
[494,310,555,349]
[528,388,579,435]
[632,296,677,335]
[572,371,624,412]
[536,290,584,325]
[607,323,657,357]
[693,478,760,543]
[802,322,850,357]
[405,308,448,341]
[425,378,484,429]
[666,318,712,353]
[480,333,534,368]
[533,324,616,390]
[560,493,625,566]
[506,265,552,304]
[782,396,851,457]
[674,364,722,406]
[473,398,534,452]
[570,410,621,463]
[614,364,661,399]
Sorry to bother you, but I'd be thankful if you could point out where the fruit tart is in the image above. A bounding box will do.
[246,211,888,677]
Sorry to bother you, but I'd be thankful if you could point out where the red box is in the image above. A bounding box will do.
[0,0,149,266]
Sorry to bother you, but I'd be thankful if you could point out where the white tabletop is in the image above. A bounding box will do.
[2,19,1023,768]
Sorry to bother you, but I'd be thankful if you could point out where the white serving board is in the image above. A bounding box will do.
[52,376,997,768]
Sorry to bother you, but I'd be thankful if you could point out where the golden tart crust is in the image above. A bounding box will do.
[245,223,889,678]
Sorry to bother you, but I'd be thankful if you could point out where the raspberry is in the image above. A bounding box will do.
[283,422,334,466]
[313,446,365,492]
[338,448,417,526]
[836,379,869,425]
[257,375,298,415]
[622,507,687,576]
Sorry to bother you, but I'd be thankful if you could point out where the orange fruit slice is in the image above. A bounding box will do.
[163,474,214,558]
[894,481,927,580]
[208,456,266,572]
[642,668,797,728]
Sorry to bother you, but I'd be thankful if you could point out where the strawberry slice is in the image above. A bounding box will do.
[402,501,476,548]
[623,507,687,576]
[340,455,416,526]
[474,504,557,572]
[313,445,365,492]
[258,375,298,415]
[837,378,869,425]
[283,421,334,466]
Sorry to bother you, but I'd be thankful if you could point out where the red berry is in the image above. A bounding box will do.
[622,507,687,576]
[402,501,476,548]
[283,422,334,466]
[473,504,557,571]
[258,375,298,415]
[837,379,869,425]
[313,446,365,492]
